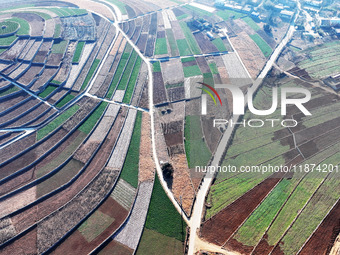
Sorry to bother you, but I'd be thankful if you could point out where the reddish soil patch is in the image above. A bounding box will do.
[51,198,128,255]
[299,199,340,255]
[0,226,37,255]
[10,108,127,233]
[98,240,133,255]
[253,234,274,255]
[225,237,253,255]
[201,175,282,246]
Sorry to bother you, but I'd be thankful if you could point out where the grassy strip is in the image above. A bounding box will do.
[119,111,142,188]
[166,29,178,56]
[209,62,219,74]
[249,33,272,57]
[242,16,261,31]
[106,0,127,15]
[80,58,100,91]
[72,41,85,63]
[184,115,211,168]
[181,56,195,63]
[38,85,58,98]
[152,61,161,72]
[176,39,192,56]
[56,94,75,108]
[0,35,16,46]
[177,14,189,20]
[235,178,298,246]
[78,101,108,134]
[183,65,201,78]
[145,175,187,241]
[166,82,184,89]
[117,50,138,90]
[122,56,142,104]
[106,44,132,99]
[203,72,214,86]
[154,38,168,55]
[0,85,19,97]
[51,80,62,85]
[37,104,79,141]
[216,9,245,20]
[212,38,227,51]
[51,40,68,54]
[54,24,61,38]
[179,21,201,55]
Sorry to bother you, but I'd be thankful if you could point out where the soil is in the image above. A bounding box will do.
[153,72,167,105]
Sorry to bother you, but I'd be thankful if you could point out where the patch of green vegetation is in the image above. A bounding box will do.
[145,175,187,241]
[71,8,88,16]
[122,56,142,104]
[106,0,127,15]
[0,35,16,46]
[72,41,85,63]
[54,24,61,38]
[136,229,184,255]
[203,72,214,86]
[249,33,272,57]
[179,21,201,55]
[154,38,168,55]
[166,82,184,89]
[120,111,142,188]
[38,85,58,98]
[7,18,30,35]
[209,62,219,74]
[30,11,52,20]
[0,21,19,35]
[181,56,195,63]
[56,94,75,108]
[184,115,211,168]
[183,65,202,78]
[79,210,114,242]
[152,61,161,72]
[37,104,79,141]
[184,5,213,17]
[212,38,227,51]
[81,58,100,91]
[166,29,178,56]
[106,44,132,98]
[235,178,298,246]
[177,14,189,20]
[176,39,192,56]
[216,9,245,20]
[0,85,19,97]
[117,50,138,90]
[51,80,62,85]
[51,40,68,54]
[78,102,108,134]
[242,16,261,31]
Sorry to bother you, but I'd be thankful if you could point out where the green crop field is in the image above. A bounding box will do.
[181,56,195,63]
[184,115,211,168]
[242,16,261,31]
[122,56,142,104]
[152,61,161,72]
[203,72,214,86]
[144,175,187,241]
[7,18,30,35]
[177,14,189,20]
[119,111,142,188]
[56,94,75,108]
[81,58,101,91]
[54,24,61,38]
[106,0,127,15]
[37,104,79,141]
[106,44,133,98]
[183,65,202,78]
[0,35,16,46]
[216,10,245,20]
[154,38,168,55]
[184,5,213,17]
[72,41,85,63]
[166,29,179,56]
[117,50,138,90]
[179,22,201,55]
[78,102,108,134]
[0,85,19,97]
[0,21,19,35]
[51,40,68,54]
[176,39,192,56]
[249,33,272,57]
[212,38,227,52]
[209,62,219,74]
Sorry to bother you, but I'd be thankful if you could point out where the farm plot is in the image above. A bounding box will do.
[30,67,59,92]
[16,66,44,87]
[165,29,179,57]
[17,39,35,60]
[33,40,54,64]
[137,174,187,253]
[8,63,30,80]
[0,39,28,62]
[161,59,184,87]
[194,32,218,54]
[12,12,44,37]
[153,69,167,105]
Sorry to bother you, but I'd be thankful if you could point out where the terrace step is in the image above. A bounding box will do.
[110,179,136,210]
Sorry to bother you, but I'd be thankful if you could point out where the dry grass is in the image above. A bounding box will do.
[139,112,155,182]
